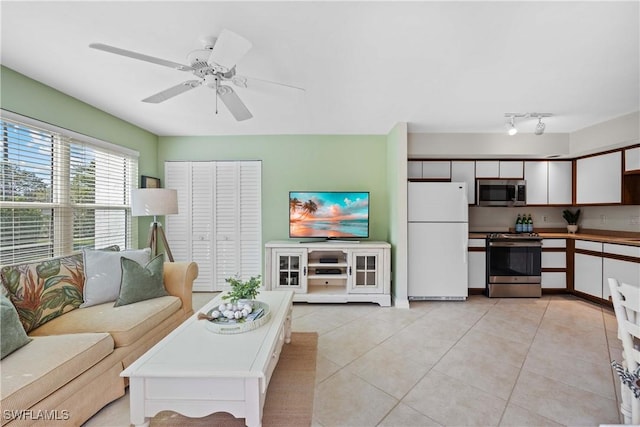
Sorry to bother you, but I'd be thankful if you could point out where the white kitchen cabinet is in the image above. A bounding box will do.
[542,239,566,289]
[524,161,572,205]
[574,240,603,298]
[602,243,640,301]
[576,151,622,204]
[451,161,476,204]
[421,161,451,179]
[524,161,548,205]
[574,253,603,298]
[548,161,573,205]
[165,161,262,291]
[625,146,640,171]
[264,241,391,306]
[467,239,486,289]
[499,161,524,179]
[475,161,499,178]
[408,161,422,179]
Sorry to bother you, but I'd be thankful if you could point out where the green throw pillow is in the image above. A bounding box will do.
[114,254,167,307]
[1,294,32,359]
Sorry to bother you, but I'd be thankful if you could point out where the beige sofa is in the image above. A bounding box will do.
[0,257,198,427]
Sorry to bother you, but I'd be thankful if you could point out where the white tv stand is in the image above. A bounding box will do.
[264,240,391,307]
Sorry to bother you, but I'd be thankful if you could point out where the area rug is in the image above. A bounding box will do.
[149,332,318,427]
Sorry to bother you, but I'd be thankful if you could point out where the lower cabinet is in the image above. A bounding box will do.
[468,239,486,290]
[264,241,391,306]
[541,239,567,289]
[602,243,640,301]
[574,253,603,298]
[573,240,640,301]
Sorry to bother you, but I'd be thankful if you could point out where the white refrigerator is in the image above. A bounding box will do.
[408,182,469,300]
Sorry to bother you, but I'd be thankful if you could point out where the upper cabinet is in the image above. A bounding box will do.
[625,146,640,172]
[421,161,451,179]
[408,161,450,179]
[451,161,476,204]
[576,151,622,204]
[499,161,524,179]
[473,161,523,178]
[524,161,548,205]
[548,161,573,205]
[524,161,572,205]
[475,161,499,178]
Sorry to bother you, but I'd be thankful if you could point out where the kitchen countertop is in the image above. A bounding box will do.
[469,229,640,247]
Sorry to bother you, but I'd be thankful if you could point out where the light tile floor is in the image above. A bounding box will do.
[86,293,624,427]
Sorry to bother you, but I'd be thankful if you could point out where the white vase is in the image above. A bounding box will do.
[567,224,578,234]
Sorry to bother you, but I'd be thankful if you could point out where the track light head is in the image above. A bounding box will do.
[534,116,546,135]
[508,116,518,136]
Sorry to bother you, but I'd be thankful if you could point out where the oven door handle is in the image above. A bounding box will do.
[489,241,542,247]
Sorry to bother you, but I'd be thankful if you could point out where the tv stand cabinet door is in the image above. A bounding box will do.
[348,249,384,294]
[270,248,308,293]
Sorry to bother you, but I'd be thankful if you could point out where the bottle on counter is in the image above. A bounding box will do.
[528,214,534,232]
[515,214,522,233]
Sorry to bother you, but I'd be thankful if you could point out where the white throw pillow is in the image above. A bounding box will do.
[81,248,151,307]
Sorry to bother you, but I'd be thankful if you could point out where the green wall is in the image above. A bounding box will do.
[1,66,159,246]
[159,135,390,244]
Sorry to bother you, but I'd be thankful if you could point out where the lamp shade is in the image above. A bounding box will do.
[131,189,178,217]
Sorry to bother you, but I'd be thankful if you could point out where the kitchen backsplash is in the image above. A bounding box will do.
[469,205,640,232]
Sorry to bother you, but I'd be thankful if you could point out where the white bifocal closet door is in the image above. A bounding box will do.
[164,161,261,292]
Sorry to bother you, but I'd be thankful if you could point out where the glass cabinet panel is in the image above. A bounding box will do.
[351,252,381,292]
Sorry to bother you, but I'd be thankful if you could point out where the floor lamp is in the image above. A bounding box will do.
[131,188,178,261]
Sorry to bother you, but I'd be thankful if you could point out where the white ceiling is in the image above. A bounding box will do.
[1,1,638,136]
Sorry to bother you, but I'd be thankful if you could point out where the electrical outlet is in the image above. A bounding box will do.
[600,214,607,224]
[631,216,640,225]
[542,215,548,222]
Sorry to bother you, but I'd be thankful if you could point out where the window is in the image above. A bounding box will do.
[0,111,139,264]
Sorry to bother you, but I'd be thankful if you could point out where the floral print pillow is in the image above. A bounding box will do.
[1,253,86,333]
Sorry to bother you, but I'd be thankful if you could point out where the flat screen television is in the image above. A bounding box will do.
[289,191,370,239]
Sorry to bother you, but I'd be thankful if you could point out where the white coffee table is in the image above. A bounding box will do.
[121,290,294,427]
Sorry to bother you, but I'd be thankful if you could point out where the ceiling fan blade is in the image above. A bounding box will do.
[90,43,194,71]
[208,30,252,72]
[216,85,253,121]
[142,80,201,103]
[240,75,305,92]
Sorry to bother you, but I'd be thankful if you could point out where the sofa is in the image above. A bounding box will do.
[0,248,198,427]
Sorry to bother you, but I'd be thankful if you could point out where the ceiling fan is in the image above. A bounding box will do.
[90,30,302,121]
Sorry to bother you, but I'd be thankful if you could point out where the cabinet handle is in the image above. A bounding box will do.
[348,266,352,275]
[303,266,307,276]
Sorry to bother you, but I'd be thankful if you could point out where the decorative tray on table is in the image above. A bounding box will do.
[203,301,271,334]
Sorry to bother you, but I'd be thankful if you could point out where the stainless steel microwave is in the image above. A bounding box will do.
[477,179,526,206]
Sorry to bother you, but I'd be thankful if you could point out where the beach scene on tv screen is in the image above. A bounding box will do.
[289,192,369,238]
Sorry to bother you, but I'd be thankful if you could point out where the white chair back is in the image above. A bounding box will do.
[609,277,640,425]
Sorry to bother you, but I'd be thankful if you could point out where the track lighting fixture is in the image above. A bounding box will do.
[504,113,552,135]
[534,116,546,135]
[508,116,518,136]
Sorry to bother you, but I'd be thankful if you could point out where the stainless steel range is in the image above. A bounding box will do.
[485,233,542,298]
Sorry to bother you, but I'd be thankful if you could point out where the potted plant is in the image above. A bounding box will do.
[562,209,581,233]
[222,275,261,303]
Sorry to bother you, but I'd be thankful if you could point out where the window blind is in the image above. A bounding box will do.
[0,112,138,265]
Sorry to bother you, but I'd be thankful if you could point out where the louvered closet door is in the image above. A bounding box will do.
[213,161,262,288]
[238,162,262,281]
[164,162,190,262]
[190,163,215,289]
[165,161,261,292]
